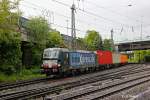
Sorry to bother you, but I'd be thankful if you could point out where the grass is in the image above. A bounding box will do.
[0,66,46,83]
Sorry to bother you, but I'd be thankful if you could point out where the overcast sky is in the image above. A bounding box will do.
[19,0,150,43]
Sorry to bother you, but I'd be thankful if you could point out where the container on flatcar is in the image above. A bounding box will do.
[120,54,128,63]
[69,52,80,68]
[69,51,96,68]
[96,50,113,65]
[112,53,121,64]
[80,52,96,68]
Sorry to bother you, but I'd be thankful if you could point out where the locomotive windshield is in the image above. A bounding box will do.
[43,50,59,59]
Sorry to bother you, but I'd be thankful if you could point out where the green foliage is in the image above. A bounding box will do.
[103,39,112,51]
[144,55,150,62]
[0,32,22,74]
[26,17,50,66]
[31,44,44,66]
[84,30,103,50]
[0,66,45,82]
[0,0,20,33]
[0,0,21,75]
[26,17,49,45]
[128,50,150,63]
[46,30,65,48]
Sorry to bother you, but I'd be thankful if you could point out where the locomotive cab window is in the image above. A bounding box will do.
[43,50,59,59]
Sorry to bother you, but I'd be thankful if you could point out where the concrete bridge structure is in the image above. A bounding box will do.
[116,40,150,51]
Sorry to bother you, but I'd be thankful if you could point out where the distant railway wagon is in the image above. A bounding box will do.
[41,48,128,76]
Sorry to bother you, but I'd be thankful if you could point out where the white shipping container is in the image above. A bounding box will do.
[112,53,121,64]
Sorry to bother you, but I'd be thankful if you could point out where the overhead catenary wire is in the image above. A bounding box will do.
[19,4,86,31]
[83,0,149,35]
[51,0,149,34]
[84,0,141,23]
[20,2,80,23]
[50,0,130,36]
[20,4,87,38]
[23,0,143,32]
[51,0,132,27]
[20,1,130,41]
[51,0,145,41]
[21,2,111,32]
[51,0,128,40]
[20,0,149,42]
[79,0,150,27]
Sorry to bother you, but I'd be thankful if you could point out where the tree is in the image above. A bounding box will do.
[26,17,49,45]
[0,0,22,74]
[103,39,112,51]
[84,30,102,50]
[46,30,65,48]
[0,0,20,33]
[25,17,49,65]
[128,50,150,63]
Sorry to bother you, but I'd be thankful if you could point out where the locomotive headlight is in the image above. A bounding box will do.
[58,64,61,67]
[42,63,49,68]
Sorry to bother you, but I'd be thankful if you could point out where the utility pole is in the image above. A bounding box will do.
[140,16,143,40]
[66,20,69,36]
[71,3,76,50]
[66,19,70,48]
[111,29,114,51]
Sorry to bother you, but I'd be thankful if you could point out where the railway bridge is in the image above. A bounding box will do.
[116,40,150,51]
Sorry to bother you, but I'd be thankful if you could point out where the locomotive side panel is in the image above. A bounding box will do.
[69,52,80,68]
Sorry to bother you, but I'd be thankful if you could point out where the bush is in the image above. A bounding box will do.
[0,65,16,75]
[0,66,45,82]
[0,32,22,75]
[144,55,150,62]
[31,44,44,66]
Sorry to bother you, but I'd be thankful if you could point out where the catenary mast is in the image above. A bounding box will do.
[71,3,76,50]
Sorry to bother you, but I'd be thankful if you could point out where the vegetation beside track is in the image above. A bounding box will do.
[0,66,45,82]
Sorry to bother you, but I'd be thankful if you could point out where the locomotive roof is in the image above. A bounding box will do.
[76,50,94,53]
[44,48,69,52]
[44,48,95,53]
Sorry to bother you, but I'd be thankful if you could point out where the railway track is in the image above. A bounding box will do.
[0,64,148,100]
[0,64,138,92]
[48,71,150,100]
[0,76,52,91]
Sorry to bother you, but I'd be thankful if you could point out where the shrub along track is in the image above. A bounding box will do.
[0,64,149,100]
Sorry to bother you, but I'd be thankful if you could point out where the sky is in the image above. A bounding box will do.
[19,0,150,43]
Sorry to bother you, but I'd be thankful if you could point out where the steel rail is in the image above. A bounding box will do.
[0,64,137,91]
[47,71,150,100]
[0,64,148,100]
